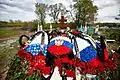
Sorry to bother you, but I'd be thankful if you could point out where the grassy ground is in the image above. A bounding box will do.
[0,28,31,43]
[0,28,19,38]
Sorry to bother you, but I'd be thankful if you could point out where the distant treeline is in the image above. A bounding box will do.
[96,23,120,27]
[0,20,49,31]
[102,29,120,44]
[0,20,38,31]
[0,20,76,31]
[0,20,120,30]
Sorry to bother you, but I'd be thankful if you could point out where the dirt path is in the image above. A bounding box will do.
[0,37,19,80]
[0,31,33,80]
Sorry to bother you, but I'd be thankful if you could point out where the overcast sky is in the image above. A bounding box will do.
[0,0,120,23]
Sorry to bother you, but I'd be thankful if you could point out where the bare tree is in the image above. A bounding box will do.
[48,3,67,23]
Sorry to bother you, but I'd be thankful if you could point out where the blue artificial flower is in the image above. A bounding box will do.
[25,44,41,56]
[80,46,97,62]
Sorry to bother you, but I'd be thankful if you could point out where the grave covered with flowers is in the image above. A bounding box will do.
[6,16,120,80]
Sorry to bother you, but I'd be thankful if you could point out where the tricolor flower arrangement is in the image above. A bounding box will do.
[6,30,120,80]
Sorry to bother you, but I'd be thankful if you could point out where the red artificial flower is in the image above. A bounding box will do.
[16,47,26,59]
[104,48,109,60]
[85,68,93,74]
[54,57,75,76]
[30,60,38,69]
[61,57,74,65]
[89,57,100,68]
[34,55,46,68]
[29,55,46,70]
[97,62,104,73]
[76,62,87,74]
[42,66,51,75]
[55,58,61,66]
[40,70,44,75]
[48,45,71,55]
[65,70,75,78]
[76,61,86,69]
[30,54,52,76]
[106,59,117,70]
[25,52,33,61]
[34,54,46,60]
[16,46,33,62]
